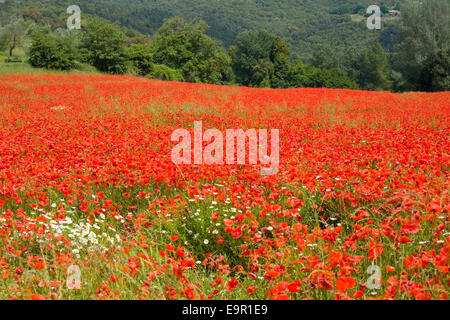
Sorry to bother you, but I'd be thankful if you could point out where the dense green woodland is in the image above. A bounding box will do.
[12,0,404,59]
[0,0,449,91]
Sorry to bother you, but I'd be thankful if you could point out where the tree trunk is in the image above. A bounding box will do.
[9,34,16,57]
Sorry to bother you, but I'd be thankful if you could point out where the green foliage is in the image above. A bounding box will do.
[4,56,22,63]
[82,18,128,74]
[4,0,447,92]
[126,43,153,76]
[232,30,274,87]
[393,0,450,91]
[0,18,31,57]
[145,64,184,82]
[233,31,357,89]
[232,30,291,88]
[123,27,152,47]
[152,17,231,84]
[309,68,359,89]
[311,42,391,91]
[29,30,77,70]
[270,37,291,89]
[355,42,392,91]
[311,46,342,70]
[17,0,404,60]
[420,49,450,92]
[288,59,358,89]
[0,0,20,28]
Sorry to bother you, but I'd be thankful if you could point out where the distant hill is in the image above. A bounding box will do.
[20,0,404,59]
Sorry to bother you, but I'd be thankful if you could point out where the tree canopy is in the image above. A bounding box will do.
[152,17,231,84]
[393,0,450,91]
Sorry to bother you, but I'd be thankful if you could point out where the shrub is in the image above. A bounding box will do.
[5,56,22,63]
[145,64,184,81]
[29,31,77,70]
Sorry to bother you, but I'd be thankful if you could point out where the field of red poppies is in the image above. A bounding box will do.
[0,74,448,300]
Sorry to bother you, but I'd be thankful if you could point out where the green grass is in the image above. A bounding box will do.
[0,49,104,76]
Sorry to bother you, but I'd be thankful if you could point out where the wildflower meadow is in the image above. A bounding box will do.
[0,74,448,300]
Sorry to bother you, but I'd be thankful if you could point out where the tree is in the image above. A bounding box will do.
[356,41,392,91]
[287,59,310,87]
[311,46,342,70]
[29,30,77,70]
[127,44,154,76]
[152,17,231,84]
[327,42,392,91]
[123,27,152,46]
[21,7,46,25]
[0,19,30,57]
[232,30,274,87]
[82,18,128,74]
[420,48,450,92]
[232,30,290,88]
[270,36,291,88]
[0,0,18,28]
[393,0,450,91]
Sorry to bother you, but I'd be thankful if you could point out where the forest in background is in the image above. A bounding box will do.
[0,0,449,92]
[13,0,405,59]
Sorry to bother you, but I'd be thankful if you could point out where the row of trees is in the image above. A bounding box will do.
[2,0,448,91]
[25,16,358,89]
[14,0,403,59]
